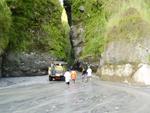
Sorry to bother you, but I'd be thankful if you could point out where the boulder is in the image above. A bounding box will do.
[133,64,150,85]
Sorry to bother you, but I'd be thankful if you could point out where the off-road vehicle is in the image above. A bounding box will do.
[48,62,67,81]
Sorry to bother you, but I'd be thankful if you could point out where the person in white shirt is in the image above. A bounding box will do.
[87,66,92,82]
[64,70,71,86]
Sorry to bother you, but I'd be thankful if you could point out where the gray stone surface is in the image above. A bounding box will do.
[2,52,56,77]
[97,63,135,82]
[102,38,150,64]
[97,37,150,83]
[70,24,84,58]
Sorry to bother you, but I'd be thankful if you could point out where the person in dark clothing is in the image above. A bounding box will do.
[81,67,87,82]
[50,64,56,75]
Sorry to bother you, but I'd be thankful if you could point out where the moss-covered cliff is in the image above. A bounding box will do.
[71,0,150,61]
[71,0,106,61]
[0,0,71,76]
[0,0,11,76]
[6,0,70,60]
[72,0,150,83]
[0,0,11,54]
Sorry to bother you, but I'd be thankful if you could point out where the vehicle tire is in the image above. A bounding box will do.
[49,76,53,81]
[61,76,65,81]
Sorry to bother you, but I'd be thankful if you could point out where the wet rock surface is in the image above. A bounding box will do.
[1,75,150,113]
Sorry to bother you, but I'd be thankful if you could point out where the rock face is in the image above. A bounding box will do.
[96,38,150,84]
[96,0,150,84]
[0,0,71,77]
[71,0,104,71]
[97,63,135,82]
[133,64,150,85]
[2,52,55,77]
[0,0,11,77]
[98,61,150,85]
[70,24,84,58]
[97,36,150,83]
[102,39,150,64]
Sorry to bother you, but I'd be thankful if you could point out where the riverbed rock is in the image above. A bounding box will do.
[133,64,150,85]
[2,52,56,77]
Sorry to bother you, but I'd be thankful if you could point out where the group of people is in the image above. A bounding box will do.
[81,66,92,82]
[64,66,92,87]
[64,69,77,86]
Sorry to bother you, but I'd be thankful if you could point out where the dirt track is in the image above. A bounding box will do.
[0,75,150,113]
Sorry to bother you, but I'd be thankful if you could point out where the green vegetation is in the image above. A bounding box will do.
[72,0,150,60]
[72,0,106,59]
[0,0,11,54]
[0,0,71,60]
[105,0,150,42]
[1,0,150,62]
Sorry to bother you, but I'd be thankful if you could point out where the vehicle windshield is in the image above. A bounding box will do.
[55,65,64,73]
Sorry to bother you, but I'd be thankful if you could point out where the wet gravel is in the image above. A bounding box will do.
[0,75,150,113]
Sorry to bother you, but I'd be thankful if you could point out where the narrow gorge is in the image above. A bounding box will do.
[1,0,150,85]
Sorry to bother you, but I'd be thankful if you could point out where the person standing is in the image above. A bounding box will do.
[51,64,56,75]
[81,67,87,82]
[87,66,92,82]
[71,69,77,83]
[64,70,71,87]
